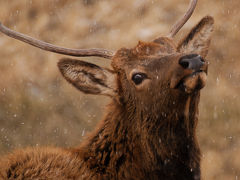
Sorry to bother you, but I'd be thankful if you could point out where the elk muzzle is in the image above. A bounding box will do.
[171,54,208,93]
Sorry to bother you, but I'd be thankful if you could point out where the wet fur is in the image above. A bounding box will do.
[0,16,214,180]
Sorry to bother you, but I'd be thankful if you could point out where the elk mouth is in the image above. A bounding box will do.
[174,70,207,93]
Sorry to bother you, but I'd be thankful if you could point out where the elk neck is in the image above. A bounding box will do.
[71,90,201,174]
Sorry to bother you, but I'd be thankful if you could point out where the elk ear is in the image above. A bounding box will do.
[177,16,214,57]
[58,58,117,97]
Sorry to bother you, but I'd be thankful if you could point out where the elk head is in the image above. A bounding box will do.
[56,13,214,114]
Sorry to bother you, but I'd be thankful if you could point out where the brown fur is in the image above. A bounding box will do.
[0,16,214,180]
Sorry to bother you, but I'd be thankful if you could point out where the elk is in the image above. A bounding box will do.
[0,0,214,179]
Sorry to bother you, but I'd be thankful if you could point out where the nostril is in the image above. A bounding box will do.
[179,59,190,69]
[179,54,205,70]
[200,56,205,63]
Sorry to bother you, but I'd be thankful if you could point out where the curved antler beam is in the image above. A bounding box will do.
[0,23,114,59]
[168,0,198,38]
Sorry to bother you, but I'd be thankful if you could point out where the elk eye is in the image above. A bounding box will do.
[132,73,147,85]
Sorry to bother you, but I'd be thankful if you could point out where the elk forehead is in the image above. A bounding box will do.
[134,37,177,56]
[111,37,177,70]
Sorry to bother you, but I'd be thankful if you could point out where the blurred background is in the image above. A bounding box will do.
[0,0,239,179]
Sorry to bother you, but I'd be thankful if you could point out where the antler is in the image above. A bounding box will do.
[0,23,114,59]
[168,0,198,38]
[0,0,197,56]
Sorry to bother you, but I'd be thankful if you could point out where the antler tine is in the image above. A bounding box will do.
[0,23,114,59]
[168,0,198,38]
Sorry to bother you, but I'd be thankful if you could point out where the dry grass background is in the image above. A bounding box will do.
[0,0,239,179]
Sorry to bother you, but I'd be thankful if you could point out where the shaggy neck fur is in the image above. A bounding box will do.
[72,91,201,179]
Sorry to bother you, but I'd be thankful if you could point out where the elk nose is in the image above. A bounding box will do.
[179,54,205,71]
